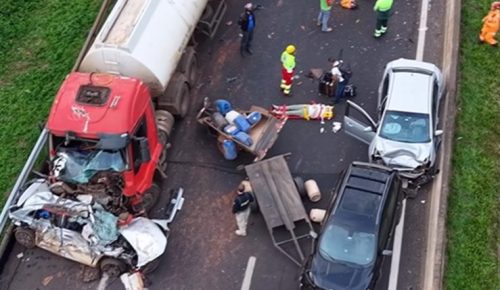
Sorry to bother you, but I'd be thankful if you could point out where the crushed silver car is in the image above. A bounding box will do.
[343,58,445,197]
[9,179,184,277]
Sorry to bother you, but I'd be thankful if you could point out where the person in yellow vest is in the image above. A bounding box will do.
[479,2,500,46]
[280,45,296,96]
[373,0,393,38]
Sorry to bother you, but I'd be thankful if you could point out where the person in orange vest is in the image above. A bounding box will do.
[479,2,500,46]
[280,45,296,96]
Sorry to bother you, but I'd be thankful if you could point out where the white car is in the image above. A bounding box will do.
[9,180,184,277]
[343,58,445,196]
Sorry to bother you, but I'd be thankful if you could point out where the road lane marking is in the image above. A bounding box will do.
[389,1,433,289]
[416,0,430,60]
[388,198,407,290]
[96,273,109,290]
[241,256,257,290]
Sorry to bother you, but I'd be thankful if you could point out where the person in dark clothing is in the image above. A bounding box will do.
[238,3,259,56]
[232,183,254,236]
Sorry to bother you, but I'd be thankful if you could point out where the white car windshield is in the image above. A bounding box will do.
[379,110,430,143]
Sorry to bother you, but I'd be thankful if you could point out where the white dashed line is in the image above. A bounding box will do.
[241,256,257,290]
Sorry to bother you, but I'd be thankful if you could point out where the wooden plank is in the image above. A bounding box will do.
[245,156,309,229]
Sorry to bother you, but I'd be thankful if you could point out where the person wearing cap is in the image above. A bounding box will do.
[280,45,296,96]
[479,2,500,46]
[232,184,254,236]
[317,0,333,32]
[238,3,258,56]
[373,0,393,38]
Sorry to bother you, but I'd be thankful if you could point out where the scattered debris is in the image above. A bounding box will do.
[226,77,237,83]
[300,25,306,31]
[226,21,233,26]
[332,122,342,133]
[97,273,110,290]
[42,275,54,286]
[420,200,426,204]
[320,127,325,134]
[120,272,146,290]
[79,265,100,283]
[16,253,23,259]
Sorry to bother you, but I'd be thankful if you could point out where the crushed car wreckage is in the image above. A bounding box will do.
[9,179,184,278]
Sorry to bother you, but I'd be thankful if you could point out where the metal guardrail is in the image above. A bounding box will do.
[0,128,49,235]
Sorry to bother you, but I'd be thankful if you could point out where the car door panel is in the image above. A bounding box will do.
[343,100,377,145]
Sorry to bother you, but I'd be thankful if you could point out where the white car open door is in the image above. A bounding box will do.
[343,100,377,145]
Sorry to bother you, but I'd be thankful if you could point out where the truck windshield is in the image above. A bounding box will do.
[319,223,375,266]
[54,147,126,184]
[379,110,430,143]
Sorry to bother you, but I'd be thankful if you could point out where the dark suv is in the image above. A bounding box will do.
[300,162,401,290]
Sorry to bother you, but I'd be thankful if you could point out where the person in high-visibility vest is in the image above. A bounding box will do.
[479,2,500,46]
[373,0,393,38]
[280,45,296,96]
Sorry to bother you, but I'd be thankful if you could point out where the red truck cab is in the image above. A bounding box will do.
[46,72,164,212]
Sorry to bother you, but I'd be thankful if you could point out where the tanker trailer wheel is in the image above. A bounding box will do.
[14,227,36,248]
[142,183,161,213]
[161,73,190,118]
[179,46,198,85]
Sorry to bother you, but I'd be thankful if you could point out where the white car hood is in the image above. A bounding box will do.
[119,217,167,267]
[374,138,432,169]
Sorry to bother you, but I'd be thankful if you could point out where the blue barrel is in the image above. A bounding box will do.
[246,111,262,126]
[214,99,232,116]
[234,131,253,147]
[221,139,238,160]
[223,124,240,136]
[233,115,251,132]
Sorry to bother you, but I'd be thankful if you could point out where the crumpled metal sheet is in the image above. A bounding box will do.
[120,217,167,267]
[374,138,432,169]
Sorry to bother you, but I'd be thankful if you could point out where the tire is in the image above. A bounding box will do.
[99,258,127,278]
[159,73,190,118]
[142,257,161,275]
[14,227,36,248]
[142,183,161,212]
[293,176,307,198]
[179,46,198,85]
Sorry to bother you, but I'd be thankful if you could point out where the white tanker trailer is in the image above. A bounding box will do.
[79,0,226,117]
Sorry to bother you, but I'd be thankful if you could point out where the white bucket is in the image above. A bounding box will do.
[225,110,241,125]
[310,209,326,223]
[305,179,321,202]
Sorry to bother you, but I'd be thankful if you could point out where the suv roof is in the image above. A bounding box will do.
[332,162,396,227]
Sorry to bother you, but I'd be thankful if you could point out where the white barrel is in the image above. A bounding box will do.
[79,0,208,97]
[225,110,241,125]
[310,209,326,223]
[305,179,321,202]
[240,180,253,192]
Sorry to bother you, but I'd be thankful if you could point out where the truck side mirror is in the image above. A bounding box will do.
[138,138,151,163]
[435,130,443,137]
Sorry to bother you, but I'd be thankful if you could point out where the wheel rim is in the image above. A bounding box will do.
[16,231,33,247]
[102,264,121,278]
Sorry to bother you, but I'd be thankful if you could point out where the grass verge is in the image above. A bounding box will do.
[445,1,500,289]
[0,0,102,199]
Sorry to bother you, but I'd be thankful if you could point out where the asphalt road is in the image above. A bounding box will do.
[0,1,448,289]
